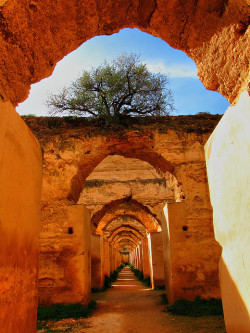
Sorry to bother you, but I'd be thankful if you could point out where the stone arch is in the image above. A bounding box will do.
[116,243,135,252]
[0,0,248,106]
[111,232,141,246]
[113,235,140,249]
[92,198,161,233]
[70,135,176,203]
[103,216,148,239]
[108,226,145,242]
[114,236,138,247]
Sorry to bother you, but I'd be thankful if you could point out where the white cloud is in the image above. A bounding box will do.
[144,61,198,79]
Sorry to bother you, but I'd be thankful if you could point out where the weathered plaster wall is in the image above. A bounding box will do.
[91,234,104,290]
[205,91,250,333]
[141,238,150,278]
[0,102,42,332]
[39,204,91,305]
[161,204,174,304]
[103,240,111,277]
[148,232,165,288]
[162,202,221,302]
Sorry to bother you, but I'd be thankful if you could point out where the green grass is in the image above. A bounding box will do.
[142,276,151,287]
[37,300,97,321]
[166,296,224,317]
[92,264,125,293]
[154,285,165,290]
[129,264,152,287]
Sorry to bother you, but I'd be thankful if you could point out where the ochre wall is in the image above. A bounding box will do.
[91,234,104,289]
[103,240,111,277]
[161,205,174,304]
[205,91,250,333]
[0,0,249,105]
[141,238,150,278]
[148,232,165,288]
[0,102,42,332]
[39,204,91,305]
[162,202,221,302]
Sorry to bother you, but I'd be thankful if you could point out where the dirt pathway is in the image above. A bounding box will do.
[38,267,226,332]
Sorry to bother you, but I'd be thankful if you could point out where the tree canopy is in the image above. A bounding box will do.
[46,53,175,123]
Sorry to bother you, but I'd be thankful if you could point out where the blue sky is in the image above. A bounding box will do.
[16,28,229,116]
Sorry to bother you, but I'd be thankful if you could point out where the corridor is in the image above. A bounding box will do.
[82,267,225,333]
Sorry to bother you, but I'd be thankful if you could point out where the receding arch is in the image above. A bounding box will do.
[108,225,145,242]
[114,237,139,249]
[103,216,148,240]
[93,198,161,233]
[111,232,141,246]
[116,242,135,252]
[71,138,176,203]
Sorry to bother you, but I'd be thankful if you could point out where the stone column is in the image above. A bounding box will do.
[135,247,139,268]
[67,205,91,303]
[161,204,174,304]
[103,240,110,278]
[205,92,250,333]
[148,232,165,289]
[139,244,143,272]
[91,234,104,289]
[109,244,114,274]
[141,238,150,278]
[129,251,134,266]
[114,250,121,269]
[161,200,221,303]
[39,204,91,305]
[0,102,42,333]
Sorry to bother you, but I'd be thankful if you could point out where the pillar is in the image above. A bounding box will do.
[103,240,110,278]
[109,244,114,274]
[139,244,143,272]
[39,204,91,305]
[0,102,42,333]
[161,204,174,304]
[142,238,150,278]
[66,205,91,304]
[91,234,104,289]
[161,201,221,303]
[148,232,165,289]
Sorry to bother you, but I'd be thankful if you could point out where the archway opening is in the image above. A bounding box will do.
[0,1,248,331]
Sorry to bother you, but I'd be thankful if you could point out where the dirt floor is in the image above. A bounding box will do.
[37,267,226,332]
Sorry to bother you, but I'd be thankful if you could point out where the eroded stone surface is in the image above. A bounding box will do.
[0,102,42,332]
[0,0,249,105]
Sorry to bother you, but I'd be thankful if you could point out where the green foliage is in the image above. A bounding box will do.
[37,301,97,321]
[92,264,124,293]
[142,276,151,287]
[47,53,175,125]
[166,296,224,317]
[129,264,152,287]
[154,285,166,290]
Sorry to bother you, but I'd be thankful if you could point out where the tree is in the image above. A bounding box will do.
[46,53,175,123]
